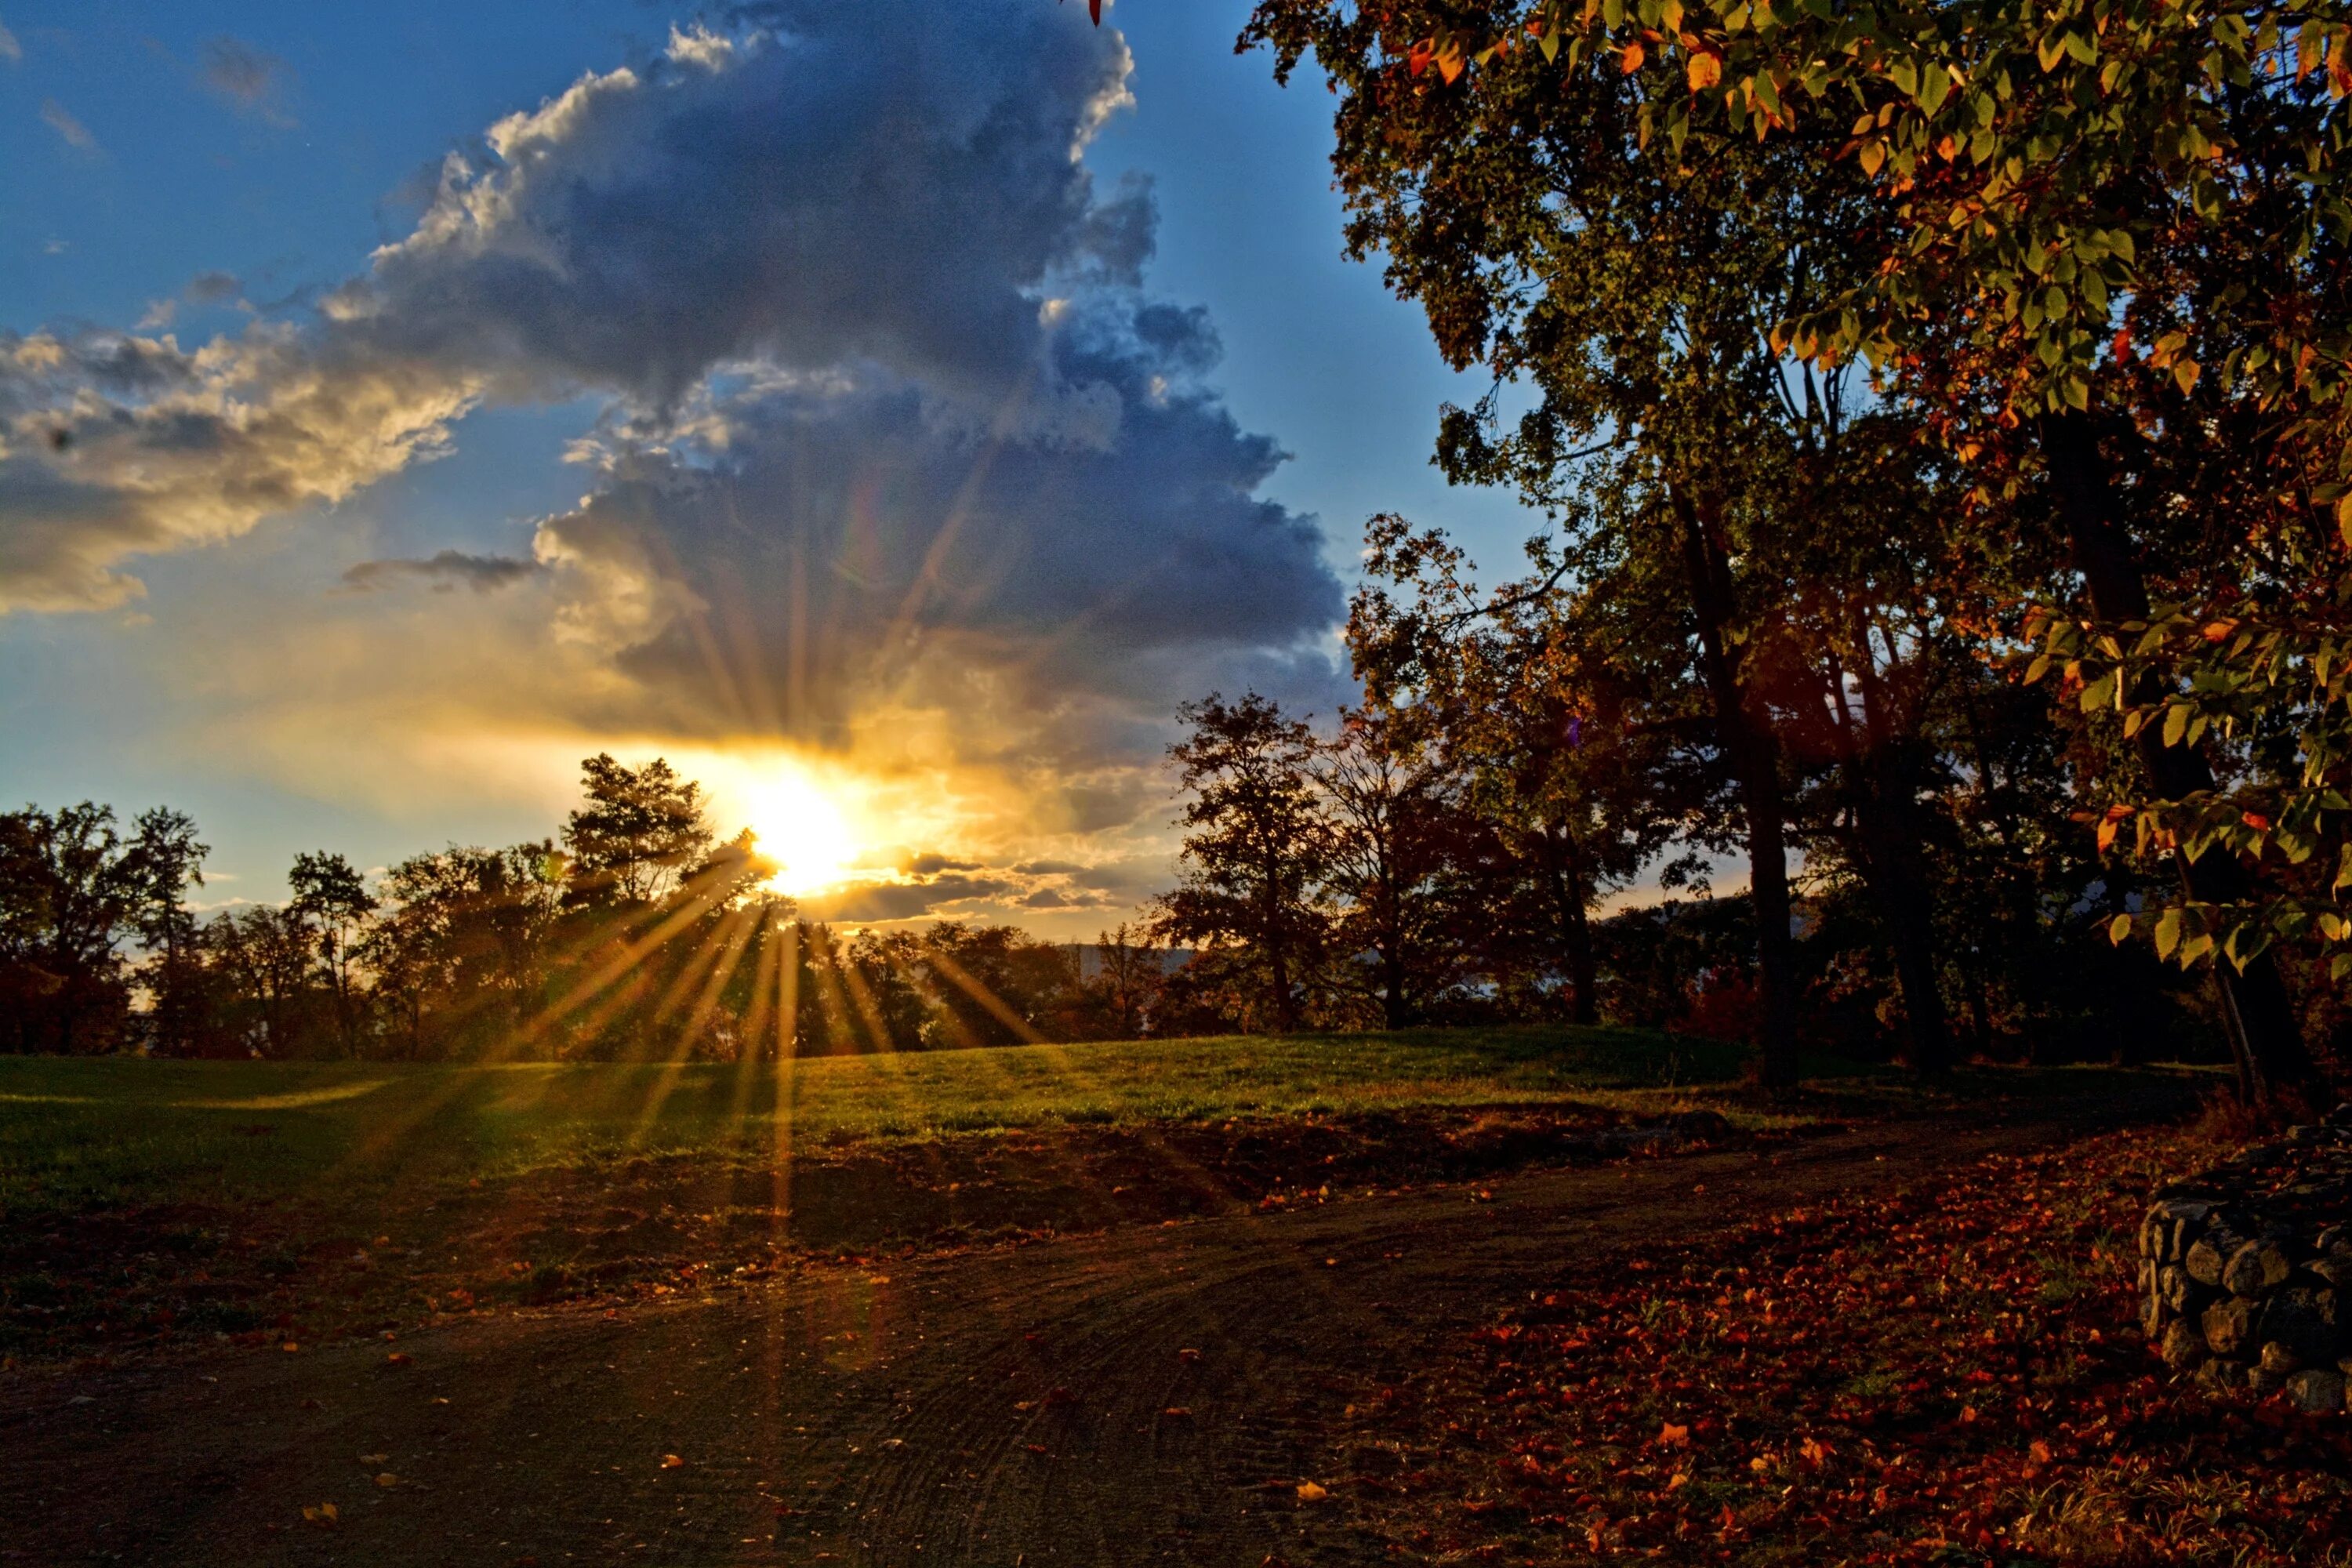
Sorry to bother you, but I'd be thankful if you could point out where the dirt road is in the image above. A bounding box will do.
[0,1085,2188,1566]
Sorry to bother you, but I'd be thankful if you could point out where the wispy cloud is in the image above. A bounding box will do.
[200,36,295,125]
[0,20,22,64]
[341,551,543,595]
[39,99,96,151]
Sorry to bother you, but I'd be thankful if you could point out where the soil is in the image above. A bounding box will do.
[0,1077,2193,1566]
[0,1104,1712,1363]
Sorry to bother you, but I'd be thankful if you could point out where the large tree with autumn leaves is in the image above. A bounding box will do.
[1223,0,2349,1098]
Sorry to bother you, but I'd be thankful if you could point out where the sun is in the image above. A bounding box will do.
[739,766,861,896]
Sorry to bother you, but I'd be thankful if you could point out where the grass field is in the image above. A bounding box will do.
[1,1025,1765,1220]
[0,1029,2191,1362]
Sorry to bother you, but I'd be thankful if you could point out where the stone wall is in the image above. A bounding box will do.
[2137,1105,2352,1412]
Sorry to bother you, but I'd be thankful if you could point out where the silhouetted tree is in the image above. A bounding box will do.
[1153,693,1331,1034]
[289,851,376,1056]
[562,754,713,907]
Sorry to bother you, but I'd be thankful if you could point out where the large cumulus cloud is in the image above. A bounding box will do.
[0,0,1347,861]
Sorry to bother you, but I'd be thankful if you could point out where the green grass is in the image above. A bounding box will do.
[0,1026,1773,1219]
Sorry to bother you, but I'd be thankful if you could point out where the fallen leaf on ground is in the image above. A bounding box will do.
[1296,1480,1328,1502]
[660,1454,684,1468]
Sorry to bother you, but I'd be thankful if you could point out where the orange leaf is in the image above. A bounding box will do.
[1296,1480,1329,1502]
[1687,50,1722,89]
[1621,40,1646,73]
[2242,811,2271,832]
[1657,1421,1691,1449]
[660,1454,684,1469]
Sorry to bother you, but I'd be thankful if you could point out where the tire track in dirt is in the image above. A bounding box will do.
[0,1082,2191,1566]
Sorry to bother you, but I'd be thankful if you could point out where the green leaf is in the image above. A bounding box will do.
[2154,908,2182,960]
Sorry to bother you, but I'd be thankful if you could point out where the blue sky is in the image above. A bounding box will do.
[0,1,1536,930]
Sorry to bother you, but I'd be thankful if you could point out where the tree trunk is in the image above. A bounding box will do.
[1671,484,1801,1087]
[1842,643,1955,1073]
[2038,411,2320,1102]
[1538,823,1600,1026]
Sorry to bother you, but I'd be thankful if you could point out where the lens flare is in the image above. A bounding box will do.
[740,766,860,895]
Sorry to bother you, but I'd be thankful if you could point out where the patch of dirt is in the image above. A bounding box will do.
[0,1103,1737,1366]
[0,1078,2193,1567]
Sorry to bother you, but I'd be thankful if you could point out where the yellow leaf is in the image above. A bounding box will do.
[374,1472,399,1489]
[1296,1480,1329,1502]
[1687,50,1722,89]
[2173,358,2201,394]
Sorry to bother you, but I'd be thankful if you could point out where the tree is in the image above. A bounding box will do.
[561,754,714,907]
[1152,693,1333,1033]
[127,808,209,1054]
[289,851,378,1057]
[1317,706,1475,1028]
[1088,920,1163,1039]
[364,843,564,1058]
[1352,516,1713,1028]
[0,804,148,1054]
[1243,1,2347,1095]
[202,904,318,1058]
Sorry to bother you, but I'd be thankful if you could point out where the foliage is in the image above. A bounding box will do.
[561,753,715,907]
[1332,1119,2352,1565]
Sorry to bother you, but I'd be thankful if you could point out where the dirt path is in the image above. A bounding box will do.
[0,1083,2190,1566]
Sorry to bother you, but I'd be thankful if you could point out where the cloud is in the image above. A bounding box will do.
[0,0,1350,921]
[804,874,1014,924]
[200,37,295,125]
[342,550,543,594]
[39,99,95,151]
[0,20,20,64]
[0,326,475,610]
[901,851,982,877]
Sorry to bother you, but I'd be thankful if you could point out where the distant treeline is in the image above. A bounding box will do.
[0,759,1174,1061]
[0,699,2220,1062]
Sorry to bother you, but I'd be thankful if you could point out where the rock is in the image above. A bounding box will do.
[2140,1290,2165,1338]
[2249,1365,2288,1395]
[2204,1298,2259,1356]
[2260,1341,2303,1376]
[2186,1236,2236,1288]
[2160,1265,2203,1314]
[2225,1240,2294,1298]
[2285,1369,2347,1414]
[2310,1256,2349,1290]
[2138,1258,2158,1297]
[2259,1288,2339,1365]
[2196,1356,2250,1392]
[2161,1319,2209,1370]
[2150,1200,2212,1259]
